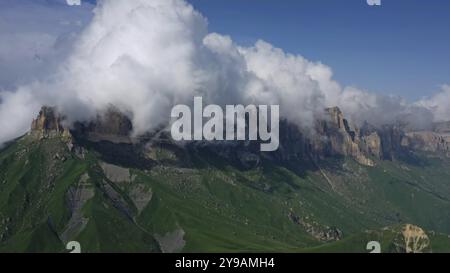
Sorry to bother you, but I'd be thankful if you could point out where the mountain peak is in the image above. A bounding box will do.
[29,105,134,144]
[72,106,133,144]
[30,106,70,139]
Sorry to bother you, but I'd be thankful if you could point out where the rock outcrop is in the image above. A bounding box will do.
[275,107,379,166]
[30,106,71,139]
[73,106,133,144]
[391,224,431,253]
[288,211,343,242]
[400,121,450,156]
[185,106,449,166]
[61,173,95,242]
[155,228,186,253]
[316,107,375,166]
[402,131,450,156]
[28,105,450,167]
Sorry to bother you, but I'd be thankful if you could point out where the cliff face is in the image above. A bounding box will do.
[29,105,133,146]
[73,107,133,144]
[273,107,381,166]
[277,106,450,166]
[380,125,409,160]
[28,105,449,167]
[30,106,71,139]
[316,107,376,166]
[397,121,450,156]
[402,131,450,156]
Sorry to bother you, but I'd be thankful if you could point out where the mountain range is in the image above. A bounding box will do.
[0,105,449,253]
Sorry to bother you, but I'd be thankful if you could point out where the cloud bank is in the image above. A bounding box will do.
[0,0,449,145]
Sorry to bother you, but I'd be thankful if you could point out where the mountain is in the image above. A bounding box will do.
[0,106,449,253]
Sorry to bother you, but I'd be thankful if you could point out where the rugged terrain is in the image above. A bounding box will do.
[0,106,449,253]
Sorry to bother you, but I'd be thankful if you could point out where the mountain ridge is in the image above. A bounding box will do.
[0,105,448,253]
[29,105,450,166]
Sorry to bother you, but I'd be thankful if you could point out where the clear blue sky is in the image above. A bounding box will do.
[187,0,450,101]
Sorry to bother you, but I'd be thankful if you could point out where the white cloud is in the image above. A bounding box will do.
[0,0,448,146]
[0,87,41,143]
[416,85,450,122]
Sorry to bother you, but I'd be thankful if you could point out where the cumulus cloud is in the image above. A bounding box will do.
[416,85,450,123]
[0,0,448,146]
[0,86,42,144]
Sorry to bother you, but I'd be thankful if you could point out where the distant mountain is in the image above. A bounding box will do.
[0,105,449,253]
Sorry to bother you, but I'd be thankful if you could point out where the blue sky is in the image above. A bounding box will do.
[187,0,450,101]
[0,0,449,101]
[1,0,450,144]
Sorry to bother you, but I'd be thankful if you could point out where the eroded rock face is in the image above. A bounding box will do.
[89,108,132,138]
[378,125,408,160]
[402,131,450,156]
[321,107,375,166]
[363,132,383,159]
[155,228,186,253]
[275,108,378,166]
[28,105,450,167]
[100,162,132,184]
[73,106,133,144]
[288,211,343,242]
[30,106,71,139]
[61,173,95,242]
[392,224,431,253]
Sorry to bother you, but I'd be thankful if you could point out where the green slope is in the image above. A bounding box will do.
[0,134,449,253]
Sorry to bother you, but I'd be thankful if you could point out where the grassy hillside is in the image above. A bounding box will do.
[0,135,449,253]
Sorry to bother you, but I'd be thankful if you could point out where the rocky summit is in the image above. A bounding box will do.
[30,106,70,139]
[0,105,450,253]
[27,105,450,166]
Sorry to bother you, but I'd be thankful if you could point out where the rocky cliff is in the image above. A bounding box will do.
[402,131,450,156]
[72,106,133,144]
[28,105,450,167]
[316,107,376,166]
[276,107,382,166]
[30,106,71,139]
